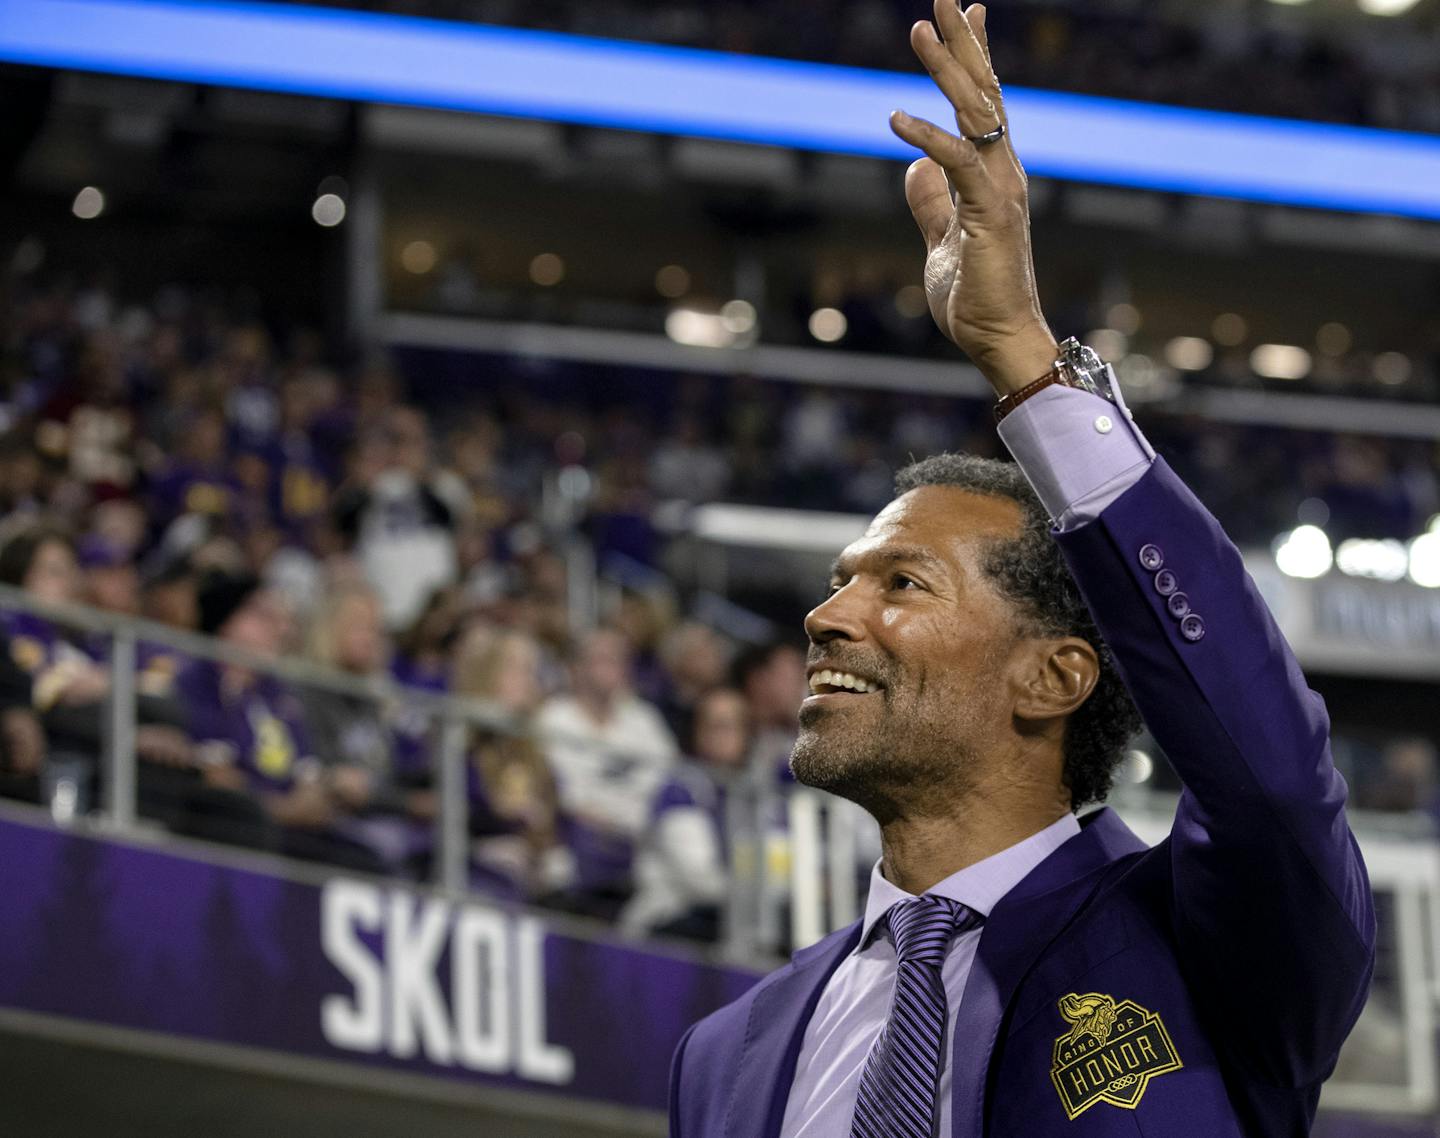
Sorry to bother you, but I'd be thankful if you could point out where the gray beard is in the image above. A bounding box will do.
[789,702,977,823]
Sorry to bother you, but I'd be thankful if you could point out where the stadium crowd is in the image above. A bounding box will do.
[0,273,1435,941]
[279,0,1440,135]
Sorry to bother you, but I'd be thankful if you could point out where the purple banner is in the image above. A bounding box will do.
[0,813,760,1112]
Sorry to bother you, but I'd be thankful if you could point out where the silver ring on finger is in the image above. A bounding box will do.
[969,122,1006,147]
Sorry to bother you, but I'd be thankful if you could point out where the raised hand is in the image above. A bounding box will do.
[890,1,1058,395]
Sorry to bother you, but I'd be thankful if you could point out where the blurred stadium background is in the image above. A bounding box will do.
[1,0,1439,1135]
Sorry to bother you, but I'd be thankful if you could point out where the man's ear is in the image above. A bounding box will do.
[1013,637,1100,724]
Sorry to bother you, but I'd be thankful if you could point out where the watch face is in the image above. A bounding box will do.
[1061,341,1109,397]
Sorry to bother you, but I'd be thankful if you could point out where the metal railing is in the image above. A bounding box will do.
[0,585,776,961]
[0,582,526,898]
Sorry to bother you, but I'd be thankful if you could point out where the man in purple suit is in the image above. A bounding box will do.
[669,5,1374,1136]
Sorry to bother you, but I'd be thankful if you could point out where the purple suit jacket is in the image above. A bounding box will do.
[669,459,1375,1137]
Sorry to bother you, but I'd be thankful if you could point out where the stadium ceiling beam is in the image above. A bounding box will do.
[5,0,1440,220]
[379,313,1440,443]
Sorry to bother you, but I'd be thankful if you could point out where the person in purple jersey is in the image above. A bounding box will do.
[0,522,194,812]
[669,6,1373,1137]
[143,407,240,530]
[178,570,385,873]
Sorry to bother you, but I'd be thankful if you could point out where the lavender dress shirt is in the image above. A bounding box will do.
[778,814,1081,1137]
[779,377,1155,1137]
[996,366,1155,532]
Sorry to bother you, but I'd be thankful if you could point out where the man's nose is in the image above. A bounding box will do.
[804,583,866,645]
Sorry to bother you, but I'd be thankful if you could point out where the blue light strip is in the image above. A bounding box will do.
[4,0,1440,219]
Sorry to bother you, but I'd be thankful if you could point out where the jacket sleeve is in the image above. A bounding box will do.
[1052,457,1375,1086]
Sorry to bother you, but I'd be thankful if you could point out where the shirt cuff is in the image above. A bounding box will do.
[996,364,1155,532]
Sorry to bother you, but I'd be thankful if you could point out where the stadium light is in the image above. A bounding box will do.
[1250,344,1312,380]
[665,307,734,348]
[401,240,437,274]
[655,264,690,298]
[1084,329,1128,362]
[893,285,928,319]
[311,193,346,226]
[1274,525,1332,579]
[1105,304,1142,335]
[1334,538,1408,582]
[72,186,104,219]
[720,300,757,334]
[1357,0,1423,14]
[1372,351,1411,385]
[808,308,848,343]
[1408,532,1440,588]
[8,1,1440,219]
[1124,749,1155,784]
[1163,337,1213,371]
[529,252,565,286]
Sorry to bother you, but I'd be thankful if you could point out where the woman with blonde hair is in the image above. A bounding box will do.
[451,621,574,901]
[302,578,430,873]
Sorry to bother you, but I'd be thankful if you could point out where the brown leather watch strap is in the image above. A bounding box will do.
[993,363,1064,424]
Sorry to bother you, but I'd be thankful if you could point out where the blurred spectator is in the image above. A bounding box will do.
[79,533,139,616]
[0,436,44,518]
[145,407,237,530]
[37,330,136,497]
[611,588,674,705]
[0,521,197,818]
[656,619,733,743]
[302,580,431,873]
[392,585,462,692]
[589,458,660,567]
[0,523,114,814]
[0,523,111,715]
[141,560,198,629]
[1361,737,1440,816]
[0,631,45,802]
[451,622,575,900]
[333,406,460,628]
[536,625,677,918]
[733,640,808,775]
[621,686,751,941]
[136,560,199,700]
[648,414,731,503]
[178,570,384,871]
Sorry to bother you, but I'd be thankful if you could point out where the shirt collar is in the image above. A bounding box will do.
[857,812,1082,950]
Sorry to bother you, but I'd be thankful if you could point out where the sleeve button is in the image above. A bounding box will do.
[1138,544,1164,571]
[1167,592,1190,618]
[1180,614,1206,642]
[1153,569,1178,596]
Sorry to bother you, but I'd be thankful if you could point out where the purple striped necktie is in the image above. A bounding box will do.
[850,894,984,1138]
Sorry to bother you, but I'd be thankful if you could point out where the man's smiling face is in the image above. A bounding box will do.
[790,484,1031,819]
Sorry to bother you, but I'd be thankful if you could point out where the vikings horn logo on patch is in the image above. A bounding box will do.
[1050,992,1183,1120]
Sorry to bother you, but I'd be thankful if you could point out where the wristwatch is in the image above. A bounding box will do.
[993,337,1115,423]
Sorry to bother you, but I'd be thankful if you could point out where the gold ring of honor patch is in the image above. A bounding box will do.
[1050,992,1183,1119]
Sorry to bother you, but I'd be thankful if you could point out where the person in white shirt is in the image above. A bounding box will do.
[621,686,750,941]
[536,625,677,917]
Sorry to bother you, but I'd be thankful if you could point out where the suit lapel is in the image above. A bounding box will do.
[724,922,862,1138]
[949,809,1149,1136]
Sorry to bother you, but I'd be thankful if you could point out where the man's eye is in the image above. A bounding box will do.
[891,574,917,590]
